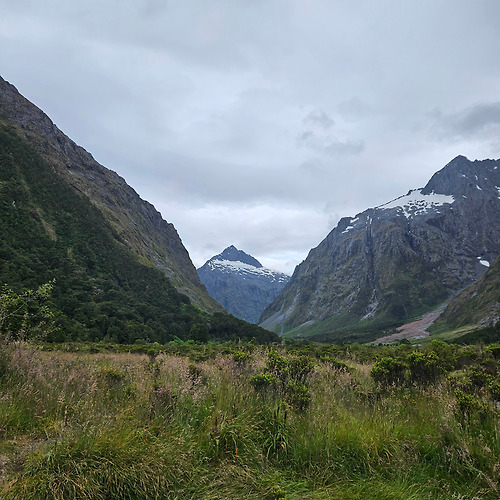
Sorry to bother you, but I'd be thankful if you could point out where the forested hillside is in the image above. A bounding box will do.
[0,123,277,344]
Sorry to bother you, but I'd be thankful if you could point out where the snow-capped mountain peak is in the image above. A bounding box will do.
[377,188,455,218]
[197,246,290,323]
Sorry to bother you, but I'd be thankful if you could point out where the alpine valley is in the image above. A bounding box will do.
[197,245,290,323]
[261,155,500,342]
[1,74,499,346]
[1,75,499,500]
[0,76,278,344]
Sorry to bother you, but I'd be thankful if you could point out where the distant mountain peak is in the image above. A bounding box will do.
[198,247,290,324]
[211,246,263,268]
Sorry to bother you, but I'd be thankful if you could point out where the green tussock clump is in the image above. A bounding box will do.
[0,340,498,499]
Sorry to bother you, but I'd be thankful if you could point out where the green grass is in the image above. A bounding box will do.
[0,340,498,499]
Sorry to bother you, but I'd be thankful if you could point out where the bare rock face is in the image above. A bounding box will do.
[197,246,290,323]
[261,156,500,341]
[0,76,221,312]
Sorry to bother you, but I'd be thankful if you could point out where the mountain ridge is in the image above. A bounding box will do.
[0,76,220,312]
[261,155,500,341]
[433,255,500,331]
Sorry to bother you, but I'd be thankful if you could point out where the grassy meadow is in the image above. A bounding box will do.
[0,339,498,499]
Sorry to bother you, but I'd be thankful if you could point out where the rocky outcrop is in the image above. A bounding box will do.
[261,156,500,340]
[0,76,221,312]
[198,246,289,323]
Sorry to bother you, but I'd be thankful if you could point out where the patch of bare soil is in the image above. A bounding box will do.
[373,302,449,344]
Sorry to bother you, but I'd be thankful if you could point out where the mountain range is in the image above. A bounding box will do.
[1,74,498,345]
[261,155,500,342]
[197,246,289,323]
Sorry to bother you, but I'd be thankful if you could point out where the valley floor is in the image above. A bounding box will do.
[0,340,498,499]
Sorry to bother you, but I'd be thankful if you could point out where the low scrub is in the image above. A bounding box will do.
[0,340,498,499]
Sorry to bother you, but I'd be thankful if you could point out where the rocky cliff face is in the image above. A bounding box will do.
[197,246,290,323]
[0,76,220,312]
[261,156,500,341]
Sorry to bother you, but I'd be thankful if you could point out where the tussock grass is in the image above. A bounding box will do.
[0,341,498,499]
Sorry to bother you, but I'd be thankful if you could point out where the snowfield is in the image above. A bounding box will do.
[208,259,289,282]
[377,189,455,218]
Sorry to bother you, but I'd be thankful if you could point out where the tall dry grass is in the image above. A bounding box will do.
[0,340,497,499]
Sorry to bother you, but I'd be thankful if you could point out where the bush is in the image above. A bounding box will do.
[454,389,489,423]
[284,380,311,411]
[249,372,279,389]
[370,357,406,387]
[407,351,445,385]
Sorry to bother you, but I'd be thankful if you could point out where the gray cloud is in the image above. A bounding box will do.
[430,103,500,141]
[337,98,371,122]
[1,0,500,273]
[297,129,364,156]
[297,109,364,156]
[303,110,335,129]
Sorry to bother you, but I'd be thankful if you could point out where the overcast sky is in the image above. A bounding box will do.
[2,1,500,274]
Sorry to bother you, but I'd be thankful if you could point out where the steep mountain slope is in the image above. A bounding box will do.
[261,156,500,342]
[0,122,201,342]
[197,246,290,323]
[433,255,500,330]
[0,76,219,312]
[0,79,279,344]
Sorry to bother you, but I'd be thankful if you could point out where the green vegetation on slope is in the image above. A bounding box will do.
[0,340,498,499]
[0,123,277,344]
[431,256,500,334]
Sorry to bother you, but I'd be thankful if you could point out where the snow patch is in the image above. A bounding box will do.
[477,257,490,268]
[208,259,289,282]
[377,189,455,219]
[341,217,360,234]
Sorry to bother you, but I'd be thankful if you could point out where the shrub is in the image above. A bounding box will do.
[266,350,314,386]
[407,351,445,385]
[232,350,252,365]
[370,357,406,387]
[249,372,279,389]
[284,380,311,411]
[454,389,489,423]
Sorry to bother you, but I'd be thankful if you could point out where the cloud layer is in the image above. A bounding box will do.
[1,0,500,273]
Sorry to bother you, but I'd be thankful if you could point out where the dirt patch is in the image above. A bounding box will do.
[373,302,449,344]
